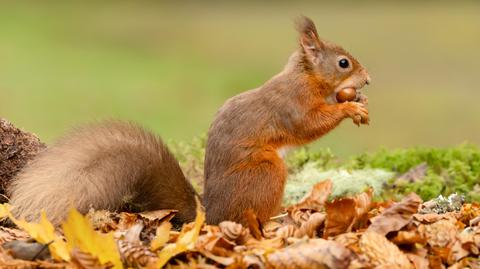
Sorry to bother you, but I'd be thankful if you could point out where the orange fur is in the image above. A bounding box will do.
[203,16,370,224]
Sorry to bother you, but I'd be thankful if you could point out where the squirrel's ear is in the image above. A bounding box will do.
[296,16,324,64]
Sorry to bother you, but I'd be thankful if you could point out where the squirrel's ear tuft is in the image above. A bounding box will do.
[295,16,324,64]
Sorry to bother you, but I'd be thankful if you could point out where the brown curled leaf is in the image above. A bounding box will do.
[266,238,353,269]
[294,212,325,238]
[324,198,356,238]
[359,231,413,269]
[419,219,457,249]
[353,188,373,225]
[405,253,429,269]
[287,179,333,213]
[368,193,422,236]
[323,189,373,238]
[290,209,312,225]
[275,224,298,240]
[391,230,426,245]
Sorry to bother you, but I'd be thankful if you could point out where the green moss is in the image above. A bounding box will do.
[283,164,394,205]
[345,144,480,201]
[168,134,207,194]
[170,138,480,203]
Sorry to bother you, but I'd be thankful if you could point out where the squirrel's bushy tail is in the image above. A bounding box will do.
[8,121,198,225]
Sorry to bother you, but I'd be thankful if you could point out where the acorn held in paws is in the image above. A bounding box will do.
[336,88,357,103]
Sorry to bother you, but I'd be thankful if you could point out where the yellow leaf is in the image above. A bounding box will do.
[151,221,172,251]
[157,197,205,268]
[62,208,122,269]
[12,211,70,261]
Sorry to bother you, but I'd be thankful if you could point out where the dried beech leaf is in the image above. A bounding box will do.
[266,238,353,269]
[324,198,356,238]
[354,188,374,218]
[288,180,333,213]
[449,240,470,263]
[391,230,426,245]
[139,209,177,222]
[275,224,297,240]
[244,236,284,252]
[359,231,413,269]
[405,253,429,269]
[262,221,283,239]
[324,190,373,238]
[470,215,480,226]
[447,258,480,269]
[368,193,422,236]
[413,213,445,224]
[240,254,265,269]
[196,227,236,257]
[294,212,325,238]
[0,226,30,244]
[197,248,235,266]
[333,232,361,251]
[419,219,457,248]
[290,209,312,225]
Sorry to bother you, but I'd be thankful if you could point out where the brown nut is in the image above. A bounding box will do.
[336,88,357,103]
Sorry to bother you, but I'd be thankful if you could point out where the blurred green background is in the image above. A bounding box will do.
[1,1,479,157]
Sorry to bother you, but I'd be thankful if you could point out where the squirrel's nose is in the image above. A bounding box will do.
[362,69,371,85]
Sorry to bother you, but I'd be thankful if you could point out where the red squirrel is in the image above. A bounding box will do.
[8,16,370,226]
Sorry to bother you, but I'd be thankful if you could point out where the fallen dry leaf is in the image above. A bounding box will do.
[0,226,30,244]
[368,193,422,236]
[391,230,426,245]
[420,219,457,249]
[1,182,480,268]
[288,180,333,213]
[359,231,413,269]
[294,212,325,238]
[266,238,353,269]
[323,190,373,238]
[405,253,429,269]
[324,198,356,238]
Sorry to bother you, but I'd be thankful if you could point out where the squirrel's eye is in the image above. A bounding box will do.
[338,58,350,69]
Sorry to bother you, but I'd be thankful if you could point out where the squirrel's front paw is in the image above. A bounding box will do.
[356,93,368,105]
[343,102,369,126]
